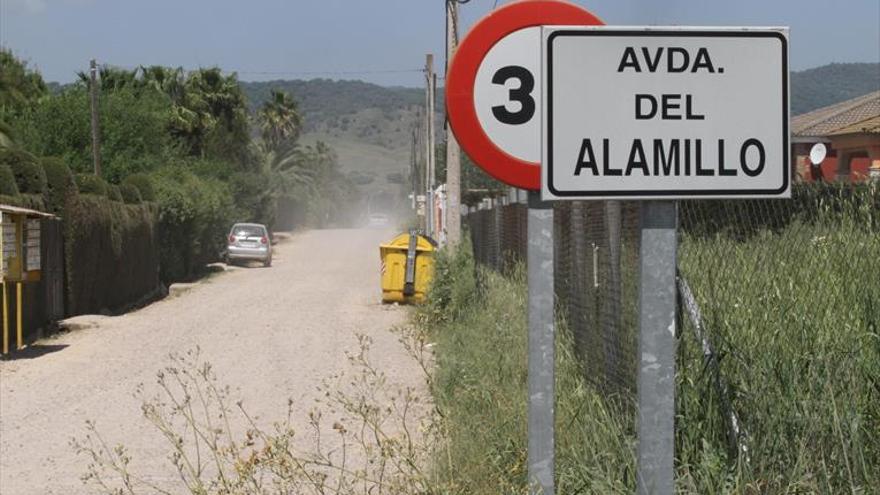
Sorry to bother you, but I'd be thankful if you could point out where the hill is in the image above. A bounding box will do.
[791,63,879,115]
[239,62,879,187]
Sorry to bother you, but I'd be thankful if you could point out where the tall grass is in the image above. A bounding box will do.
[420,245,636,494]
[422,198,879,493]
[678,215,880,493]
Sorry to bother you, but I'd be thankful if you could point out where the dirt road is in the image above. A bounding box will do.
[0,228,418,494]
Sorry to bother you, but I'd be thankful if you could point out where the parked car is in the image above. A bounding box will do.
[225,223,272,267]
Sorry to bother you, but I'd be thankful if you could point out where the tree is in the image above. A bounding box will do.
[172,68,250,159]
[0,49,48,112]
[257,90,302,152]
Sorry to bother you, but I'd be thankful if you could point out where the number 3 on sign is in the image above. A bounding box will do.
[475,27,543,164]
[446,0,603,190]
[492,66,536,125]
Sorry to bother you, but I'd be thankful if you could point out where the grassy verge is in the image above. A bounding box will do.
[421,215,879,493]
[678,217,880,493]
[418,244,635,494]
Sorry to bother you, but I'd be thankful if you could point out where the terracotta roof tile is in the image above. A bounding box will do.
[791,90,880,137]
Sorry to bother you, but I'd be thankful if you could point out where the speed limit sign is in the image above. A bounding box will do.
[446,0,603,190]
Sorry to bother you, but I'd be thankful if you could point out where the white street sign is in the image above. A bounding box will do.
[542,27,789,200]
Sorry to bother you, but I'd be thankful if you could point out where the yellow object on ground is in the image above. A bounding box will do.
[380,231,435,304]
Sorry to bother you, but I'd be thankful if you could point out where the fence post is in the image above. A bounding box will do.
[604,200,623,391]
[527,190,555,494]
[637,200,677,495]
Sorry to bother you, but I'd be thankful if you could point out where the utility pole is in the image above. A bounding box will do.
[445,0,462,245]
[425,54,435,237]
[411,126,418,210]
[89,59,102,177]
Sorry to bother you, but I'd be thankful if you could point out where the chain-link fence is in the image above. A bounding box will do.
[464,182,880,489]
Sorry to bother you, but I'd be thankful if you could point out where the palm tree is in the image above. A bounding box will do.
[251,140,316,196]
[257,90,302,152]
[139,65,186,104]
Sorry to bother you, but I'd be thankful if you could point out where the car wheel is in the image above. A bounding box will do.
[263,257,272,268]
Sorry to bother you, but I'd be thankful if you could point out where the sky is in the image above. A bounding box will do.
[1,0,878,87]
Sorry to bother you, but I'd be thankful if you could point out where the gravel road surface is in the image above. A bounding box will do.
[0,228,419,494]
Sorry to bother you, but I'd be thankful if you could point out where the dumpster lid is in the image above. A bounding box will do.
[380,231,437,251]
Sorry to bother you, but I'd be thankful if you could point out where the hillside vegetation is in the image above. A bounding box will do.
[240,63,879,189]
[791,62,879,115]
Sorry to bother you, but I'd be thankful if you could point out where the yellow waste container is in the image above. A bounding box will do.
[380,231,435,304]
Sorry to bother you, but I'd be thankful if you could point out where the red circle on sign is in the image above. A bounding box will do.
[446,0,603,190]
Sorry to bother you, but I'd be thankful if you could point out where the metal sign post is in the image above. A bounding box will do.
[540,24,789,495]
[637,200,677,494]
[527,190,555,494]
[446,5,604,493]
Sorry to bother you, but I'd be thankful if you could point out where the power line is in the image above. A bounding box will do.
[87,62,425,78]
[235,68,425,77]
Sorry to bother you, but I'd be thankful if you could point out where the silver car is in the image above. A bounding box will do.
[225,223,272,267]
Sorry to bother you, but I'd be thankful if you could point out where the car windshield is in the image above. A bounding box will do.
[232,225,265,237]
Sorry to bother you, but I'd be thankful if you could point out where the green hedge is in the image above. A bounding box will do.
[75,173,108,196]
[108,184,123,202]
[0,163,19,196]
[41,156,77,215]
[0,148,47,194]
[124,173,155,201]
[120,183,142,204]
[64,194,160,315]
[151,167,234,282]
[0,193,45,211]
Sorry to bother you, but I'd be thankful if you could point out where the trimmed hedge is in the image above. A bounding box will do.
[120,182,142,204]
[0,148,47,194]
[41,156,77,215]
[0,163,19,196]
[0,193,46,211]
[108,184,123,202]
[124,173,155,201]
[75,173,108,197]
[65,194,160,315]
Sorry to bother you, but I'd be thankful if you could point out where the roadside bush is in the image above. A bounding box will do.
[107,184,123,202]
[75,173,108,197]
[0,147,47,194]
[151,167,234,282]
[119,183,142,204]
[229,170,275,227]
[0,193,45,211]
[41,156,77,215]
[0,163,19,196]
[65,194,160,315]
[5,87,173,180]
[123,173,155,201]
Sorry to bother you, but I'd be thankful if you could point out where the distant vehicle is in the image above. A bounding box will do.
[225,223,272,267]
[368,213,390,228]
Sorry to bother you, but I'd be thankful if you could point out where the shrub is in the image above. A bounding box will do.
[0,163,19,196]
[123,173,155,201]
[75,173,108,196]
[119,182,142,204]
[0,148,47,194]
[108,184,123,202]
[151,167,234,282]
[64,194,160,315]
[41,156,77,214]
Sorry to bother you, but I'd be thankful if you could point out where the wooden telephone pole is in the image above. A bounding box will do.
[445,0,462,245]
[89,59,102,177]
